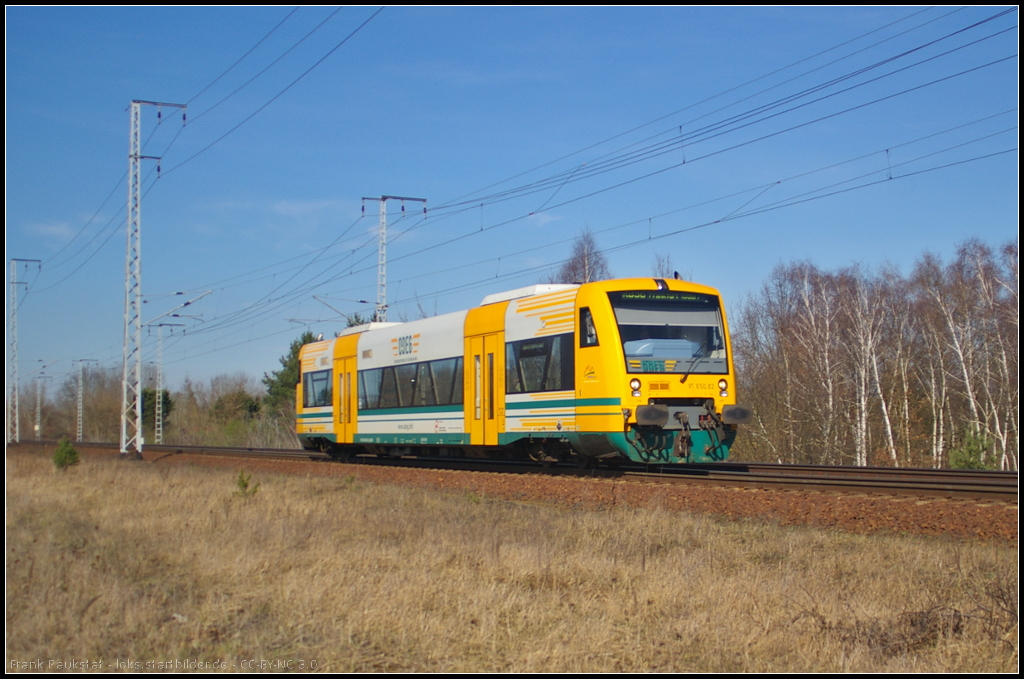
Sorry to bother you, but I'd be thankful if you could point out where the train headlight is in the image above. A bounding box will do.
[718,378,729,397]
[629,378,642,397]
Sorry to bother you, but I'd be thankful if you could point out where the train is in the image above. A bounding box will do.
[296,277,751,465]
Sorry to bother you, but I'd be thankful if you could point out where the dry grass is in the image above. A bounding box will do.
[6,451,1017,672]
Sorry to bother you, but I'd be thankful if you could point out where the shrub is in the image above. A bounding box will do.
[233,471,260,497]
[950,428,996,470]
[52,436,80,471]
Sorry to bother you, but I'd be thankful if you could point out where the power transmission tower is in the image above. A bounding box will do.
[120,100,185,458]
[73,359,98,442]
[7,258,39,444]
[361,196,426,322]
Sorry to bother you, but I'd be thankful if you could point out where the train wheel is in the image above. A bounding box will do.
[575,454,597,471]
[324,445,351,463]
[602,456,622,471]
[527,442,560,467]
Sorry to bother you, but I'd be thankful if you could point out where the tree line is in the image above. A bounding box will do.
[17,355,304,450]
[731,239,1017,470]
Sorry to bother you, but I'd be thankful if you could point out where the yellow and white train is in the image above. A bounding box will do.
[297,278,751,464]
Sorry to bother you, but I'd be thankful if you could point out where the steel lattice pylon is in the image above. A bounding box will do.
[120,100,184,456]
[120,102,144,456]
[7,261,19,444]
[7,259,38,445]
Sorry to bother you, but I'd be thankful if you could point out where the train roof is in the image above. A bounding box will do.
[337,321,401,338]
[480,284,578,306]
[326,278,723,342]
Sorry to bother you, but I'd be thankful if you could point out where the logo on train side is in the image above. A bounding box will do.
[391,333,420,357]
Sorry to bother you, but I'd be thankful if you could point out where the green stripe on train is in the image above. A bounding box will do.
[358,404,464,416]
[353,433,470,445]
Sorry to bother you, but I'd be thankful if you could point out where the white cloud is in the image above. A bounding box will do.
[28,220,75,243]
[526,212,561,227]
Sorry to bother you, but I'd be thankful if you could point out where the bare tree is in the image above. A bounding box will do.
[551,229,612,284]
[732,240,1017,470]
[652,252,673,278]
[53,365,122,442]
[839,267,897,466]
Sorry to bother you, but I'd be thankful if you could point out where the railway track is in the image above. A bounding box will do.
[12,441,1017,503]
[621,463,1017,502]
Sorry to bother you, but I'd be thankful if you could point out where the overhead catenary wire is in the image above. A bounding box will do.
[428,13,1017,215]
[30,7,1007,296]
[27,8,381,291]
[160,7,384,177]
[373,50,1018,272]
[154,129,1017,369]
[38,6,985,294]
[157,23,1020,358]
[16,8,1016,382]
[430,7,1015,212]
[386,147,1018,309]
[354,16,1018,279]
[341,123,1019,306]
[186,7,340,126]
[187,7,300,105]
[151,140,1016,370]
[434,6,946,210]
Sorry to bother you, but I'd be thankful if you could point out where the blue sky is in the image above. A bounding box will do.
[6,6,1018,391]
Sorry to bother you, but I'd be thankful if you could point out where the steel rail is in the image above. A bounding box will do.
[10,441,1017,502]
[620,467,1017,502]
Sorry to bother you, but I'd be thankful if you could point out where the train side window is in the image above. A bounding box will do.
[506,333,575,393]
[359,369,380,409]
[449,357,464,405]
[580,308,599,347]
[379,368,400,409]
[487,353,495,420]
[396,364,417,407]
[505,343,523,393]
[359,357,464,410]
[413,362,436,406]
[431,357,463,405]
[303,369,332,408]
[346,372,353,423]
[474,355,482,419]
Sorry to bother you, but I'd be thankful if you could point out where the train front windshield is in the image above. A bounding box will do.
[608,290,728,375]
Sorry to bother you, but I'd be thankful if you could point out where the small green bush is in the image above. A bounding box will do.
[52,437,80,471]
[950,428,996,470]
[234,471,260,497]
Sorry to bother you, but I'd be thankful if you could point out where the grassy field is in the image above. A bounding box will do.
[6,451,1017,672]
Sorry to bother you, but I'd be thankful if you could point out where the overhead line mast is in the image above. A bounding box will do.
[73,359,98,443]
[7,259,40,444]
[361,196,426,322]
[151,323,184,445]
[120,100,185,458]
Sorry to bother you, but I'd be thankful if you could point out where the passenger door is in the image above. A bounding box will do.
[467,333,504,446]
[334,355,357,443]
